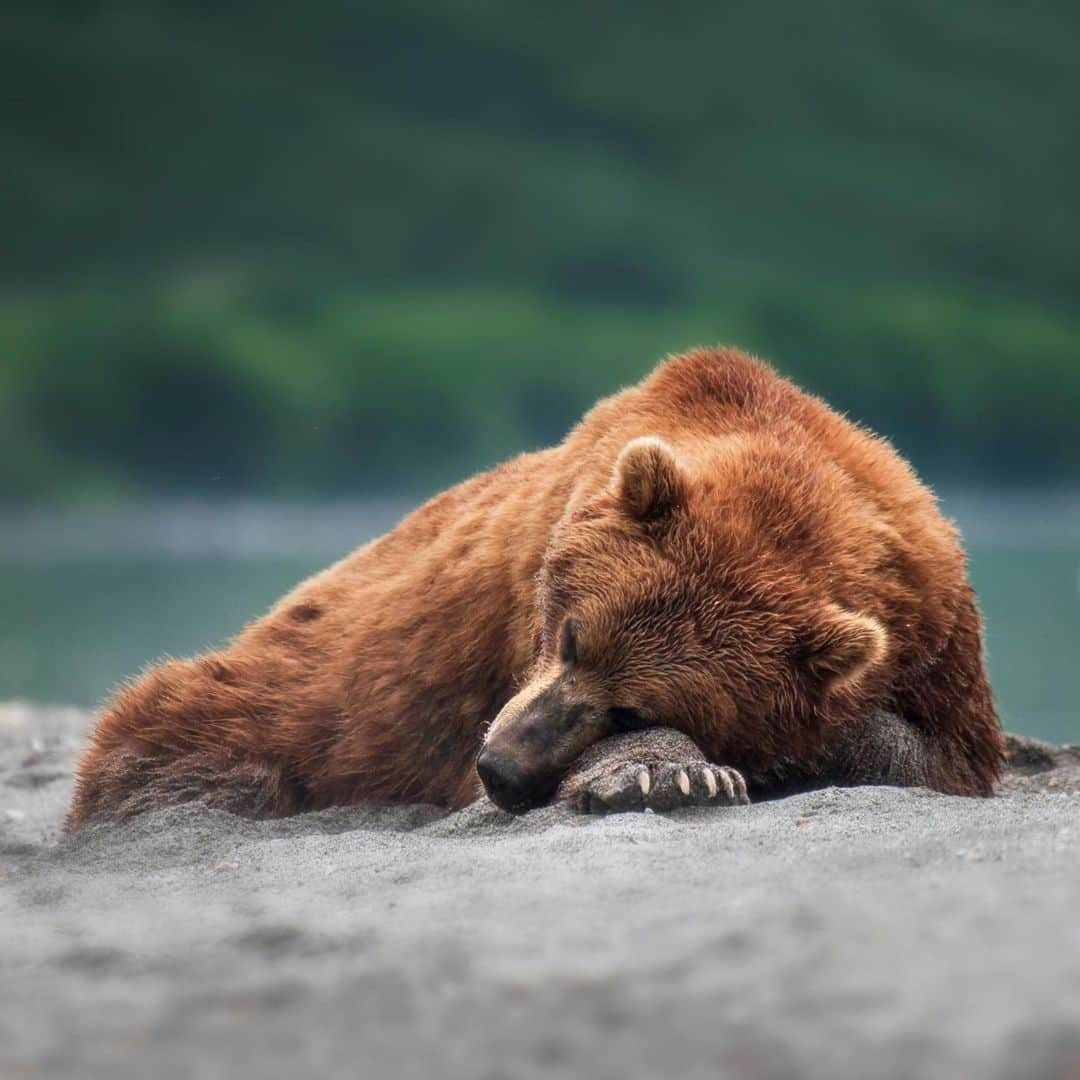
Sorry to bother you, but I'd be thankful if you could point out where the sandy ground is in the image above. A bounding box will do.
[2,703,1079,1080]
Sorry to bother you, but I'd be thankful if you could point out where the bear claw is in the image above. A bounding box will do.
[568,760,749,815]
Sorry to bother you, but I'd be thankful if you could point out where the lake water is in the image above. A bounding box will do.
[1,494,1077,745]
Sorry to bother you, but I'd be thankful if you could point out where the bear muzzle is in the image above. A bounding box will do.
[479,675,612,812]
[476,748,561,813]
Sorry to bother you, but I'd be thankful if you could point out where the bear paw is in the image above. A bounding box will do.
[575,760,749,814]
[554,729,749,814]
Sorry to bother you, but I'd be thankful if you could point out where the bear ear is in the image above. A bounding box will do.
[613,437,689,521]
[805,606,888,695]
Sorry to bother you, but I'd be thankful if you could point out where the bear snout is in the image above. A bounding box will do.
[476,748,560,813]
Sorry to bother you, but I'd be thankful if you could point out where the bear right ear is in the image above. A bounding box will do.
[613,437,689,521]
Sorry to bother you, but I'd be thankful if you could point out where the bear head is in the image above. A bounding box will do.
[477,436,889,812]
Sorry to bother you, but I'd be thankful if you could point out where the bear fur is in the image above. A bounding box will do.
[67,349,1004,827]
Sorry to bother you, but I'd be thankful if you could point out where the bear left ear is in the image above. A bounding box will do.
[805,606,888,695]
[613,437,689,521]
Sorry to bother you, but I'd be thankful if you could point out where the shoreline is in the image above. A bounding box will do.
[2,703,1079,1078]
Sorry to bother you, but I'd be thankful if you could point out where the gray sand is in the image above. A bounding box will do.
[2,703,1078,1080]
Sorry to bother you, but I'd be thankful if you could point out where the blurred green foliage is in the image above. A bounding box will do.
[2,1,1077,499]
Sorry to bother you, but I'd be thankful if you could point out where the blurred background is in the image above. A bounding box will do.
[1,1,1076,741]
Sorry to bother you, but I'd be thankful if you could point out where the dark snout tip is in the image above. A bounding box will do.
[476,748,520,796]
[476,748,528,810]
[476,748,556,814]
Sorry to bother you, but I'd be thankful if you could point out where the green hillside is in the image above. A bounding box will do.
[2,1,1077,498]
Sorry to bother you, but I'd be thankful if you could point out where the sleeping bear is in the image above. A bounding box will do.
[67,348,1004,827]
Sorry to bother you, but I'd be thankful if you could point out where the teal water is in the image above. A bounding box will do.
[0,508,1076,745]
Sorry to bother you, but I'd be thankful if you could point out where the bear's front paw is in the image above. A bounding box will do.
[552,729,749,815]
[560,758,749,815]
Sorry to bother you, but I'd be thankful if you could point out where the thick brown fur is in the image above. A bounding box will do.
[67,349,1004,828]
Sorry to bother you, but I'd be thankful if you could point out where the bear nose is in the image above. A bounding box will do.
[477,749,539,812]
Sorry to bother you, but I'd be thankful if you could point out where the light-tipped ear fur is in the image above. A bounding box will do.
[807,606,888,695]
[613,437,688,521]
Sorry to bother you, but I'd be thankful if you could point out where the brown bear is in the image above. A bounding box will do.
[67,348,1004,828]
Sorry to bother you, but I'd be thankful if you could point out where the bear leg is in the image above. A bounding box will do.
[66,748,303,829]
[819,708,939,789]
[766,706,997,797]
